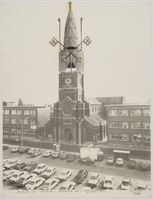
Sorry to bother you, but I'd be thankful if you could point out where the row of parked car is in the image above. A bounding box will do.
[3,159,149,192]
[106,157,151,171]
[8,145,76,161]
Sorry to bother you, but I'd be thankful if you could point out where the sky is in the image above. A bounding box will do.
[0,0,152,105]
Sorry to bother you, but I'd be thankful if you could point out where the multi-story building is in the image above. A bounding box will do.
[105,104,150,149]
[3,104,51,138]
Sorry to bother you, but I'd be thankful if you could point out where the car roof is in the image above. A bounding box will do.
[38,163,46,166]
[90,173,99,177]
[45,178,59,183]
[62,181,76,186]
[122,178,130,182]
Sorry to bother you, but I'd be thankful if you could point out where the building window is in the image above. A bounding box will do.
[143,135,150,142]
[29,110,36,116]
[24,119,29,125]
[4,110,9,115]
[108,122,128,129]
[11,110,16,115]
[142,122,150,129]
[131,122,142,129]
[24,110,30,115]
[132,134,142,142]
[11,119,16,124]
[142,109,150,117]
[118,134,129,141]
[108,109,128,116]
[30,119,36,125]
[17,110,22,115]
[131,109,141,116]
[4,118,9,124]
[109,134,118,140]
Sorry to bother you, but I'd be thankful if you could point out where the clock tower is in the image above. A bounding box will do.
[52,2,90,145]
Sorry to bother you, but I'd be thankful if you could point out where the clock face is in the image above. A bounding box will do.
[65,78,72,85]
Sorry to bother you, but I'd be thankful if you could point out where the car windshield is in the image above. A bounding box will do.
[60,186,66,191]
[44,182,50,186]
[90,176,97,179]
[122,180,130,186]
[12,174,18,178]
[37,166,42,169]
[60,172,66,176]
[46,169,51,172]
[28,181,34,185]
[19,177,25,181]
[105,180,112,184]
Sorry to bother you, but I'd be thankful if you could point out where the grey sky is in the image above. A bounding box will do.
[0,0,151,105]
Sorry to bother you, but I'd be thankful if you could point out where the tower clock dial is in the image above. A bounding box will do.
[65,78,72,85]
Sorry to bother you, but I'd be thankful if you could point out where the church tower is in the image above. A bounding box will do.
[51,2,90,145]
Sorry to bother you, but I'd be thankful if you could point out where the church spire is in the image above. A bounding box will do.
[64,2,78,49]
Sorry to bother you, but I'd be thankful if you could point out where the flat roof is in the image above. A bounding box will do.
[113,150,130,154]
[105,104,150,107]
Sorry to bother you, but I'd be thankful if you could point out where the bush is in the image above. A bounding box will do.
[127,159,136,169]
[139,161,151,171]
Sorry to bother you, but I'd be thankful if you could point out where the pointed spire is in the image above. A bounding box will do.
[64,2,78,49]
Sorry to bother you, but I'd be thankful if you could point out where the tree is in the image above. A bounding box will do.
[18,98,23,106]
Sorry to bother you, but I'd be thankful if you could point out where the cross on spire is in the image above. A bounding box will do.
[68,1,72,10]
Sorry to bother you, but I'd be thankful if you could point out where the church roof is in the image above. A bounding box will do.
[85,97,101,105]
[64,2,78,49]
[85,114,106,126]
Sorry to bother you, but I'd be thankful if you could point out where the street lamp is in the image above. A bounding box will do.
[15,117,29,147]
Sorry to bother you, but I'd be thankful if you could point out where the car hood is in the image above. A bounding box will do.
[88,179,98,185]
[25,184,35,190]
[121,184,130,190]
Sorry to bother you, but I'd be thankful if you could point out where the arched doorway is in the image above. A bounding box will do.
[63,128,72,143]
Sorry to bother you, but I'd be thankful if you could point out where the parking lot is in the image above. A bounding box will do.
[3,145,151,195]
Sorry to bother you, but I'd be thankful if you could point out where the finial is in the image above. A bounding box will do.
[68,1,72,10]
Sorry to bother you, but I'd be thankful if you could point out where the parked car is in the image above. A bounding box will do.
[4,159,20,170]
[19,147,30,154]
[51,151,60,159]
[3,144,9,150]
[27,148,37,155]
[127,159,136,169]
[135,183,148,191]
[116,158,124,167]
[23,162,38,172]
[32,163,47,175]
[12,161,26,170]
[11,146,22,153]
[87,173,99,188]
[8,171,28,184]
[101,176,114,190]
[31,150,42,158]
[58,181,76,192]
[40,167,56,179]
[3,170,18,182]
[16,173,37,187]
[60,151,67,160]
[58,169,72,181]
[39,178,59,190]
[79,186,92,192]
[67,154,75,162]
[120,178,131,190]
[42,150,54,158]
[25,177,45,190]
[139,161,151,171]
[73,169,88,185]
[3,159,11,168]
[106,157,114,165]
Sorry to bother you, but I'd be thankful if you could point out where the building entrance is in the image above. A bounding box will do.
[63,128,72,143]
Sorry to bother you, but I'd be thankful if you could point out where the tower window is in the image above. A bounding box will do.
[67,62,75,69]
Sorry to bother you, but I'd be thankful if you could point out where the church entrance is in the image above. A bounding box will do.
[63,128,73,143]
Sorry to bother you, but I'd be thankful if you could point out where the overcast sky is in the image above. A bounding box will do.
[0,0,151,105]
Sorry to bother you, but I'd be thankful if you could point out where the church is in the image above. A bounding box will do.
[48,2,106,146]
